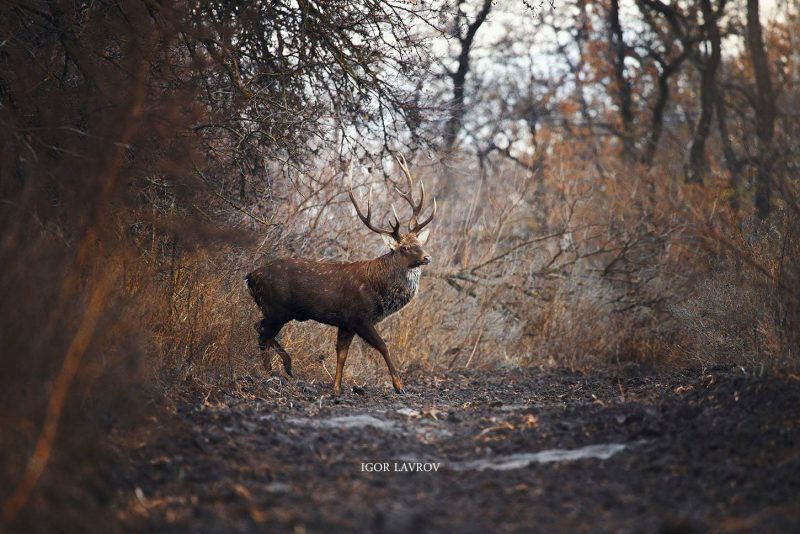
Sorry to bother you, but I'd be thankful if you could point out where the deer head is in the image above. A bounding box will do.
[348,155,436,268]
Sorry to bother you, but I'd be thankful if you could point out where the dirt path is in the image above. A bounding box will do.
[116,367,800,532]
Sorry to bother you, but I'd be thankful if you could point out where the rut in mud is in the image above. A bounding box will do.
[116,366,800,532]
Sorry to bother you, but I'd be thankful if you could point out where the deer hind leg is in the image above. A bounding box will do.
[355,324,405,394]
[256,319,293,376]
[267,339,293,377]
[333,328,354,395]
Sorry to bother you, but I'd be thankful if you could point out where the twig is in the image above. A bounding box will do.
[193,163,279,228]
[465,331,483,369]
[3,267,120,522]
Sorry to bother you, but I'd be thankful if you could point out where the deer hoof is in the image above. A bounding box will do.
[284,367,293,377]
[395,387,406,395]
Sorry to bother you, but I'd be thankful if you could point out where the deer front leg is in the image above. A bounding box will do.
[333,328,354,395]
[355,324,405,394]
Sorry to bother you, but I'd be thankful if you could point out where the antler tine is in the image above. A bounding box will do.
[347,160,400,238]
[411,197,436,234]
[417,179,425,216]
[395,154,415,195]
[390,204,402,235]
[394,154,426,230]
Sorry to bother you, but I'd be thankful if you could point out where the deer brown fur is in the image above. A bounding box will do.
[245,157,435,394]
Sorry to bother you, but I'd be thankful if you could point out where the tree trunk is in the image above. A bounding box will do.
[746,0,775,219]
[442,0,493,153]
[715,92,743,211]
[643,53,687,167]
[439,0,493,200]
[687,0,722,184]
[608,0,635,160]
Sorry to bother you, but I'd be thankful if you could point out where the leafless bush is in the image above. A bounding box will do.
[671,207,800,369]
[190,152,685,385]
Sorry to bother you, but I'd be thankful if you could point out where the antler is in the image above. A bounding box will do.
[347,161,402,240]
[394,154,437,234]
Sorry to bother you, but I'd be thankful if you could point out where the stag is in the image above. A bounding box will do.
[245,157,436,394]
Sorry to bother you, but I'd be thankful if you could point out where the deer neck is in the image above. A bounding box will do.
[364,251,421,321]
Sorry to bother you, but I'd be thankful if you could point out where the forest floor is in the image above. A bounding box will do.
[114,365,800,533]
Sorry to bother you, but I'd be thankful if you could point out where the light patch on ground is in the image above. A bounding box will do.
[451,443,631,471]
[286,414,401,432]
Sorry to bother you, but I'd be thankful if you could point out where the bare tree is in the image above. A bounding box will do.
[637,0,693,167]
[607,0,636,160]
[746,0,776,218]
[437,0,493,199]
[688,0,725,184]
[443,0,494,152]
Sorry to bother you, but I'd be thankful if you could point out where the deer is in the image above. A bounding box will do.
[244,156,436,395]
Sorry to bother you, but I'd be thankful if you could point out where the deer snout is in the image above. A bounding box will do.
[422,255,431,265]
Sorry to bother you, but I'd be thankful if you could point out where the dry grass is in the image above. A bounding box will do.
[143,152,798,392]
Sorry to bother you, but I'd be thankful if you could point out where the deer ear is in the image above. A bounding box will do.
[381,233,398,250]
[416,228,431,244]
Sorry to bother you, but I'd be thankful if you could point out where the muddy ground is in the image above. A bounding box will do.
[114,365,800,533]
